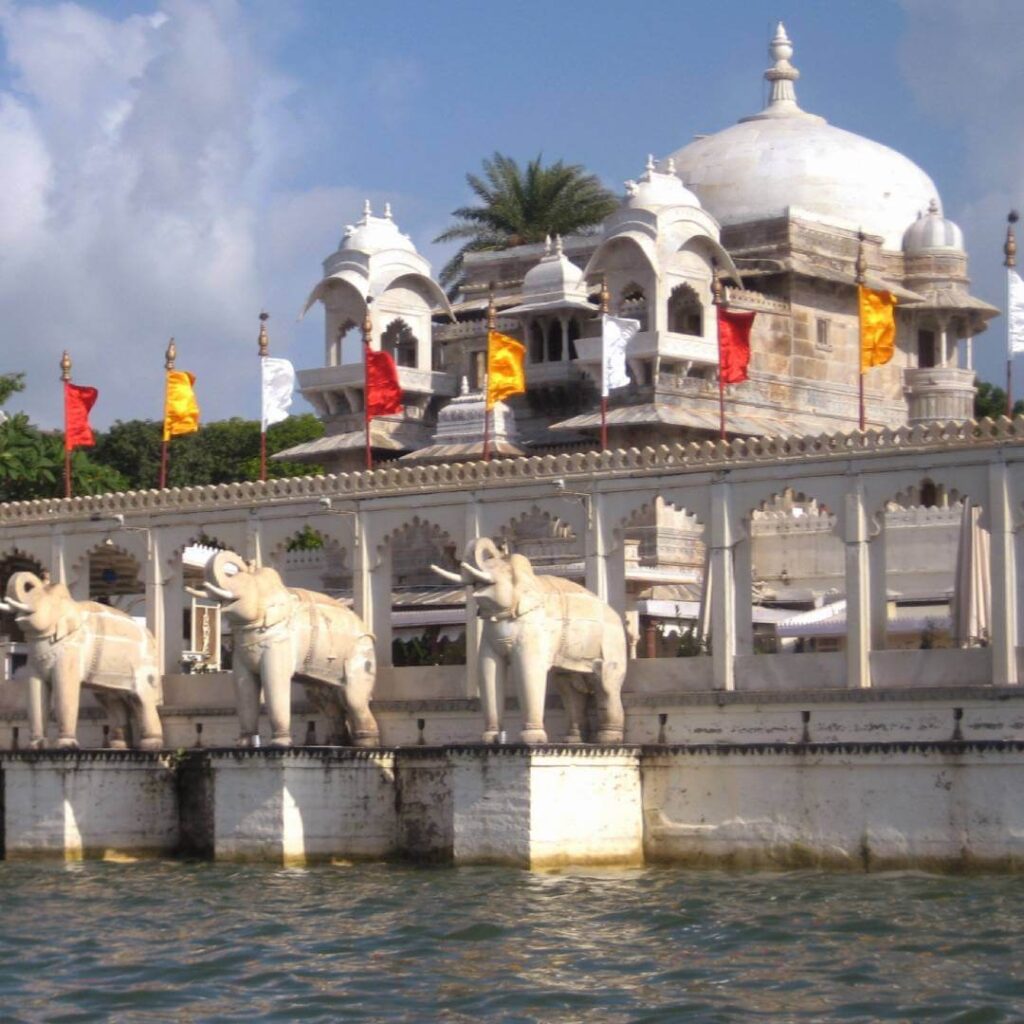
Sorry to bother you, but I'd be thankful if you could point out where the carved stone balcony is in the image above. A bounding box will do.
[903,366,975,424]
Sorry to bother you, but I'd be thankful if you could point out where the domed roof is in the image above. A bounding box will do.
[339,201,417,256]
[625,156,701,211]
[903,199,965,253]
[668,24,938,251]
[521,235,586,298]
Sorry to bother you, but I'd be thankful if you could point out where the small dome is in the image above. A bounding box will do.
[522,236,586,298]
[340,201,417,256]
[903,199,964,253]
[668,24,939,250]
[625,156,701,211]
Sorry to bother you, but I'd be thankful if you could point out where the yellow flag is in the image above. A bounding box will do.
[486,331,526,410]
[859,285,897,372]
[163,369,200,440]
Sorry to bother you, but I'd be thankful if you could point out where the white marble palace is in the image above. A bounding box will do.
[0,23,1017,730]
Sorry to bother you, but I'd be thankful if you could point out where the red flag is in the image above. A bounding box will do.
[365,347,403,418]
[64,382,98,451]
[717,308,756,385]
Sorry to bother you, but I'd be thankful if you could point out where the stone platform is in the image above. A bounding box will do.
[1,740,1023,870]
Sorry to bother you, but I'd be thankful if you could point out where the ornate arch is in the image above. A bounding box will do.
[384,516,457,587]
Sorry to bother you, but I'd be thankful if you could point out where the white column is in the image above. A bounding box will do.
[246,512,264,568]
[146,527,166,675]
[844,480,871,688]
[869,516,888,650]
[710,480,737,690]
[733,536,753,657]
[584,492,625,614]
[988,461,1018,685]
[48,528,67,585]
[163,569,185,675]
[353,513,392,668]
[464,498,482,699]
[965,334,974,371]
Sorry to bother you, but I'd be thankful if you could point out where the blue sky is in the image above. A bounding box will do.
[0,0,1020,428]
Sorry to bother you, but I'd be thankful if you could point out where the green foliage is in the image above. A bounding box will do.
[674,624,711,658]
[0,413,60,501]
[974,380,1024,420]
[286,525,325,552]
[392,630,466,667]
[241,414,325,480]
[0,372,25,408]
[434,152,618,291]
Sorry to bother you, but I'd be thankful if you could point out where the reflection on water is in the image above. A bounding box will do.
[1,862,1021,1022]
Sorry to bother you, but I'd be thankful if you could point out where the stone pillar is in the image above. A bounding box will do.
[464,499,482,699]
[733,535,753,657]
[146,528,166,675]
[246,512,264,568]
[965,334,974,371]
[49,528,68,585]
[163,567,186,676]
[844,481,871,688]
[988,461,1018,685]
[709,480,737,690]
[585,493,624,610]
[354,517,392,668]
[869,516,888,650]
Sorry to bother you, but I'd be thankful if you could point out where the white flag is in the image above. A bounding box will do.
[601,314,638,397]
[261,356,295,429]
[1010,270,1024,355]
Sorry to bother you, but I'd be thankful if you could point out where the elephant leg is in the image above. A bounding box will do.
[96,694,129,750]
[26,674,48,749]
[343,635,379,748]
[132,692,164,752]
[514,637,549,745]
[262,643,295,748]
[479,646,502,744]
[234,663,261,747]
[556,674,587,743]
[53,656,82,750]
[594,660,626,744]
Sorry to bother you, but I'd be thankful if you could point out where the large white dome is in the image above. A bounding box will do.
[669,24,938,251]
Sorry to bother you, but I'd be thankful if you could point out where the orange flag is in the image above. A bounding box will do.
[486,331,525,409]
[859,286,897,372]
[163,369,200,440]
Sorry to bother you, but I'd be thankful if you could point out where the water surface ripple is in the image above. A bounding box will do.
[0,863,1021,1023]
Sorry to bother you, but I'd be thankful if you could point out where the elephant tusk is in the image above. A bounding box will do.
[460,562,493,584]
[0,601,8,613]
[3,598,29,613]
[184,586,208,599]
[204,583,236,602]
[430,564,465,584]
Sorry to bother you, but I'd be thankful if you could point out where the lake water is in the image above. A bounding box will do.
[0,862,1021,1022]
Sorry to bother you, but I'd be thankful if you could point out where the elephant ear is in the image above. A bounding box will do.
[258,570,294,630]
[510,554,543,617]
[51,585,83,642]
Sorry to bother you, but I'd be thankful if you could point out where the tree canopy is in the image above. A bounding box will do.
[0,372,325,502]
[974,380,1024,420]
[434,152,618,292]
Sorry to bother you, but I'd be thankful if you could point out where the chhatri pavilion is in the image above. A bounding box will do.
[282,23,996,475]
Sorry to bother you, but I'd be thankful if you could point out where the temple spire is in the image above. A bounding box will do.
[764,22,801,113]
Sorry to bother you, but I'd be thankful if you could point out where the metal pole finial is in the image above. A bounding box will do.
[855,230,868,285]
[599,274,610,315]
[258,311,269,357]
[711,259,724,306]
[165,338,177,370]
[60,350,72,382]
[362,298,373,341]
[487,282,496,331]
[1005,211,1019,269]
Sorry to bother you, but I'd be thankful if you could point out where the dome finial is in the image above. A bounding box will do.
[544,234,552,254]
[362,199,372,218]
[555,234,564,255]
[928,197,939,215]
[764,20,801,113]
[645,153,656,175]
[384,202,393,220]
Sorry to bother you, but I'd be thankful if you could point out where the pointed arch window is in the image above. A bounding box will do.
[382,319,418,368]
[668,283,703,336]
[620,283,648,331]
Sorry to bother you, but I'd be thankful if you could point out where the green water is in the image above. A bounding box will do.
[0,862,1021,1022]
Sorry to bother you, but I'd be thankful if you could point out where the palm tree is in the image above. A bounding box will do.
[434,152,618,293]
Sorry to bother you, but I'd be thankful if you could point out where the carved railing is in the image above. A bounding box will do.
[3,417,1024,525]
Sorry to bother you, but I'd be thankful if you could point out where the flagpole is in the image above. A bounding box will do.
[856,231,867,431]
[363,301,374,471]
[159,339,175,489]
[712,263,727,440]
[258,312,269,482]
[483,285,495,463]
[60,350,72,498]
[599,275,609,450]
[1006,211,1018,418]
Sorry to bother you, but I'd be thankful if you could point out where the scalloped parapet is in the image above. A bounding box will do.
[2,417,1023,525]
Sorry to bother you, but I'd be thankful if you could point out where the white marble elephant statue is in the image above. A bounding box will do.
[194,550,379,748]
[433,538,626,745]
[0,572,163,750]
